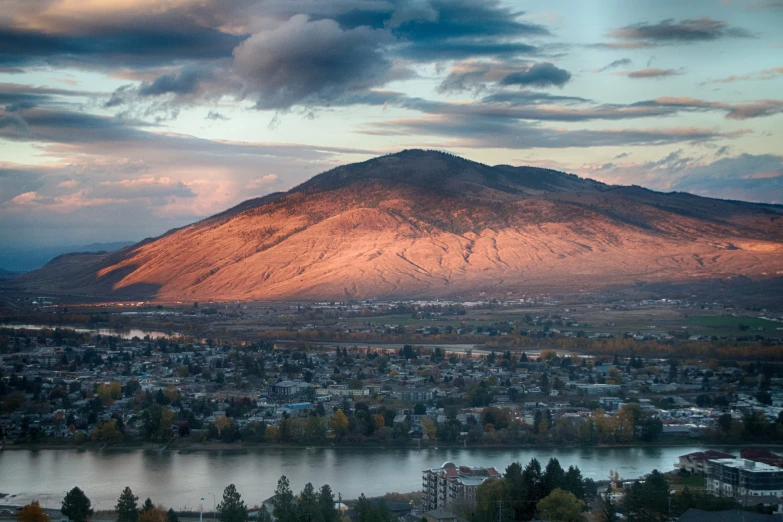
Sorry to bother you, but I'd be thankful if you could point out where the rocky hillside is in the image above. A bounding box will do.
[18,150,783,301]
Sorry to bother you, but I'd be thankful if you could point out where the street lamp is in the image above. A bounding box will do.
[208,493,216,520]
[200,497,204,522]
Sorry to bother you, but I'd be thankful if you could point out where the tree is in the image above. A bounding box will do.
[421,417,437,440]
[142,499,155,513]
[272,476,296,522]
[596,488,617,522]
[217,484,248,522]
[137,507,166,522]
[536,489,585,522]
[62,487,93,522]
[116,487,139,522]
[317,485,339,522]
[166,510,179,522]
[328,410,349,439]
[17,501,49,522]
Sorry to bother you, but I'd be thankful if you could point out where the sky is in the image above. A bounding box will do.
[1,0,782,249]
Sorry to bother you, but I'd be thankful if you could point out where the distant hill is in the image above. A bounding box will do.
[17,150,783,301]
[0,241,135,273]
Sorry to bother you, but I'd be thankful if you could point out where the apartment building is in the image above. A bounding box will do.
[707,458,783,499]
[423,462,501,511]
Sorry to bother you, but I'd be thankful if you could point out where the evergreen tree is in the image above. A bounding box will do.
[297,483,322,522]
[116,487,139,522]
[599,488,617,522]
[317,485,339,522]
[217,484,248,522]
[62,487,93,522]
[272,476,297,522]
[142,499,155,513]
[167,509,179,522]
[543,458,565,496]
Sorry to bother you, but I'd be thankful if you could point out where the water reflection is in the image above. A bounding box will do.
[0,446,743,508]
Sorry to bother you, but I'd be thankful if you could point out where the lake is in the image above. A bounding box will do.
[0,446,728,510]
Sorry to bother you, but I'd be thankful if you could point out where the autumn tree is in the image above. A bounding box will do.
[17,501,49,522]
[328,410,349,439]
[116,487,139,522]
[217,484,247,522]
[61,487,93,522]
[137,507,167,522]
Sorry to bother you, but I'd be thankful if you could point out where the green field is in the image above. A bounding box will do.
[688,315,782,329]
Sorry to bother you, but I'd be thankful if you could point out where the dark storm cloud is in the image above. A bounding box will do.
[500,62,572,87]
[139,68,212,97]
[395,41,538,61]
[0,82,93,111]
[233,15,396,110]
[610,17,754,44]
[0,20,245,69]
[390,0,549,41]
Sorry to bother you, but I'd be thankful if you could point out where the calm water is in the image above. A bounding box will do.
[0,324,175,340]
[0,446,724,509]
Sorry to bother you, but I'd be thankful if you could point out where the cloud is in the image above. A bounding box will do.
[625,68,684,79]
[206,111,229,121]
[362,112,735,149]
[648,96,783,119]
[233,15,396,110]
[499,62,571,88]
[711,66,783,83]
[139,68,212,97]
[0,2,247,69]
[609,17,754,45]
[672,153,783,203]
[93,177,196,200]
[247,174,279,189]
[598,58,632,72]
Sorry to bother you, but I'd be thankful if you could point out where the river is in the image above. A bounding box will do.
[0,446,731,510]
[0,324,176,340]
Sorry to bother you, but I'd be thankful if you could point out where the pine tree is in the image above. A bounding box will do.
[116,487,139,522]
[599,488,617,522]
[62,487,93,522]
[272,476,296,522]
[317,485,338,522]
[217,484,248,522]
[142,499,155,513]
[166,509,179,522]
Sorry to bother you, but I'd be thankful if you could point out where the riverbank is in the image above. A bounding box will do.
[5,439,783,452]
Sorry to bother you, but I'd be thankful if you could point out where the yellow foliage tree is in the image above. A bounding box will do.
[329,409,349,438]
[264,425,279,442]
[137,507,167,522]
[17,501,49,522]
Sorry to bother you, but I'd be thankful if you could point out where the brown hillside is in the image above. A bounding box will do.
[18,150,783,301]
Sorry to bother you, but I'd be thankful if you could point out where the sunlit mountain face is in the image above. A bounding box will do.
[18,151,783,301]
[1,1,782,255]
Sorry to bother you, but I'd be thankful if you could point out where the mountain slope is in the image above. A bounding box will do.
[18,150,783,301]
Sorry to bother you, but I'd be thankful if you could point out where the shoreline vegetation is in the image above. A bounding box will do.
[5,440,783,451]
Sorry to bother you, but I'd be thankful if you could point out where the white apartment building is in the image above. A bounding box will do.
[707,458,783,499]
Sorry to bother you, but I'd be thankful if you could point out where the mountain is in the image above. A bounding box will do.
[0,241,136,273]
[16,150,783,301]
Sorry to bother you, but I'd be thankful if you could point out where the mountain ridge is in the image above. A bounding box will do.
[17,150,783,301]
